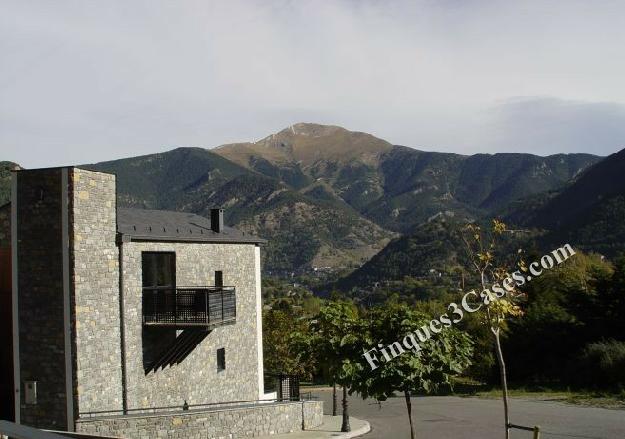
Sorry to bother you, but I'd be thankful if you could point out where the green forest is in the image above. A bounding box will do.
[263,228,625,398]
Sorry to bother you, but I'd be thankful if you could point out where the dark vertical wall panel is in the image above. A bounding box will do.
[0,246,13,421]
[16,169,67,429]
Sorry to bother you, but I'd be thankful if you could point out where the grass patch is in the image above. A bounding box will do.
[566,391,625,410]
[449,379,625,409]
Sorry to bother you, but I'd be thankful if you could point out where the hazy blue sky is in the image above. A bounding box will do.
[2,1,624,167]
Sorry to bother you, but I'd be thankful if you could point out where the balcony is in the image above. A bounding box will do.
[142,286,236,328]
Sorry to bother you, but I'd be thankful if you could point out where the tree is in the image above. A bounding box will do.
[354,304,473,439]
[461,219,524,439]
[308,301,362,432]
[263,309,315,379]
[503,251,621,385]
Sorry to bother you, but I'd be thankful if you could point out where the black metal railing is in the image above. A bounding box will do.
[142,286,236,327]
[264,373,302,401]
[277,374,300,401]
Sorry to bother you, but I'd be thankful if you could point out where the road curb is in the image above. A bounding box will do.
[332,419,371,438]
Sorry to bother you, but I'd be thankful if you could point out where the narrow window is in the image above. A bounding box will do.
[215,270,223,287]
[142,252,176,325]
[217,347,226,371]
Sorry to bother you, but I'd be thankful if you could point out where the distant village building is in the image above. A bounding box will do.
[0,167,322,438]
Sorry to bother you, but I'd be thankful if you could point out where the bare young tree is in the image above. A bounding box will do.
[461,219,525,439]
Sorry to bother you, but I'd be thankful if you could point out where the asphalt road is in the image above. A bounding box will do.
[312,389,625,439]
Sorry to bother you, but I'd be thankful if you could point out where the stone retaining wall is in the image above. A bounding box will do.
[75,401,324,439]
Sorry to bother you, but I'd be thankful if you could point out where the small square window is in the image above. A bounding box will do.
[217,348,226,371]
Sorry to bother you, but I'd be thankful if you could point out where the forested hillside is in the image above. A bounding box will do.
[1,124,603,276]
[87,146,393,274]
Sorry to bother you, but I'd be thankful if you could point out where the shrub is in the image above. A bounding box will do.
[574,340,625,389]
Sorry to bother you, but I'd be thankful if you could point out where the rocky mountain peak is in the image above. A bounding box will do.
[279,123,347,138]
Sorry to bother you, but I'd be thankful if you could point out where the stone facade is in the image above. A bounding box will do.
[10,166,323,437]
[120,241,262,410]
[15,169,68,429]
[71,169,124,415]
[0,202,9,248]
[75,401,324,439]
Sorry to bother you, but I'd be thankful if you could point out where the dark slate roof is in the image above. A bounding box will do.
[117,208,265,244]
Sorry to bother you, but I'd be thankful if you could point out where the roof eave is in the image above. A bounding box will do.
[117,232,266,245]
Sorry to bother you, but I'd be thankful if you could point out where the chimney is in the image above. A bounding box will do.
[210,208,224,233]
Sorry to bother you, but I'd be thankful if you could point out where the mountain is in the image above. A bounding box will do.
[334,211,544,292]
[215,123,600,232]
[87,147,249,209]
[522,148,625,256]
[357,149,596,230]
[180,171,393,272]
[2,123,602,276]
[335,215,467,291]
[451,152,596,211]
[215,123,392,209]
[87,147,394,273]
[348,147,625,293]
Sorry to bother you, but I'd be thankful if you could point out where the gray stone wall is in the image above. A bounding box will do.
[13,166,271,432]
[302,400,324,430]
[120,241,262,411]
[0,202,9,248]
[70,169,124,416]
[16,169,68,429]
[75,401,324,439]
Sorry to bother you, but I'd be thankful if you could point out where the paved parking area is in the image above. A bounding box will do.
[312,389,625,438]
[256,415,370,439]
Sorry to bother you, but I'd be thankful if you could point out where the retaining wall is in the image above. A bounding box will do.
[75,401,324,439]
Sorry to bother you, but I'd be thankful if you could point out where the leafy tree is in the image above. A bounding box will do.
[461,219,524,439]
[504,251,625,387]
[307,301,362,432]
[584,255,625,338]
[354,304,473,439]
[504,252,604,381]
[263,309,315,379]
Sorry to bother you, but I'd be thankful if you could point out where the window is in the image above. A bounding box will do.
[217,347,226,371]
[215,270,223,287]
[142,252,176,290]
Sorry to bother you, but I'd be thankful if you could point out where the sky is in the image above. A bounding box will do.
[1,0,625,168]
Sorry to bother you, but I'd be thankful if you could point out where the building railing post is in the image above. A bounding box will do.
[204,289,209,325]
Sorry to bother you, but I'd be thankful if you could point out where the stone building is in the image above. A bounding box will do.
[0,167,322,438]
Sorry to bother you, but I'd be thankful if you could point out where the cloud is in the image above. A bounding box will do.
[477,97,625,156]
[1,1,624,166]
